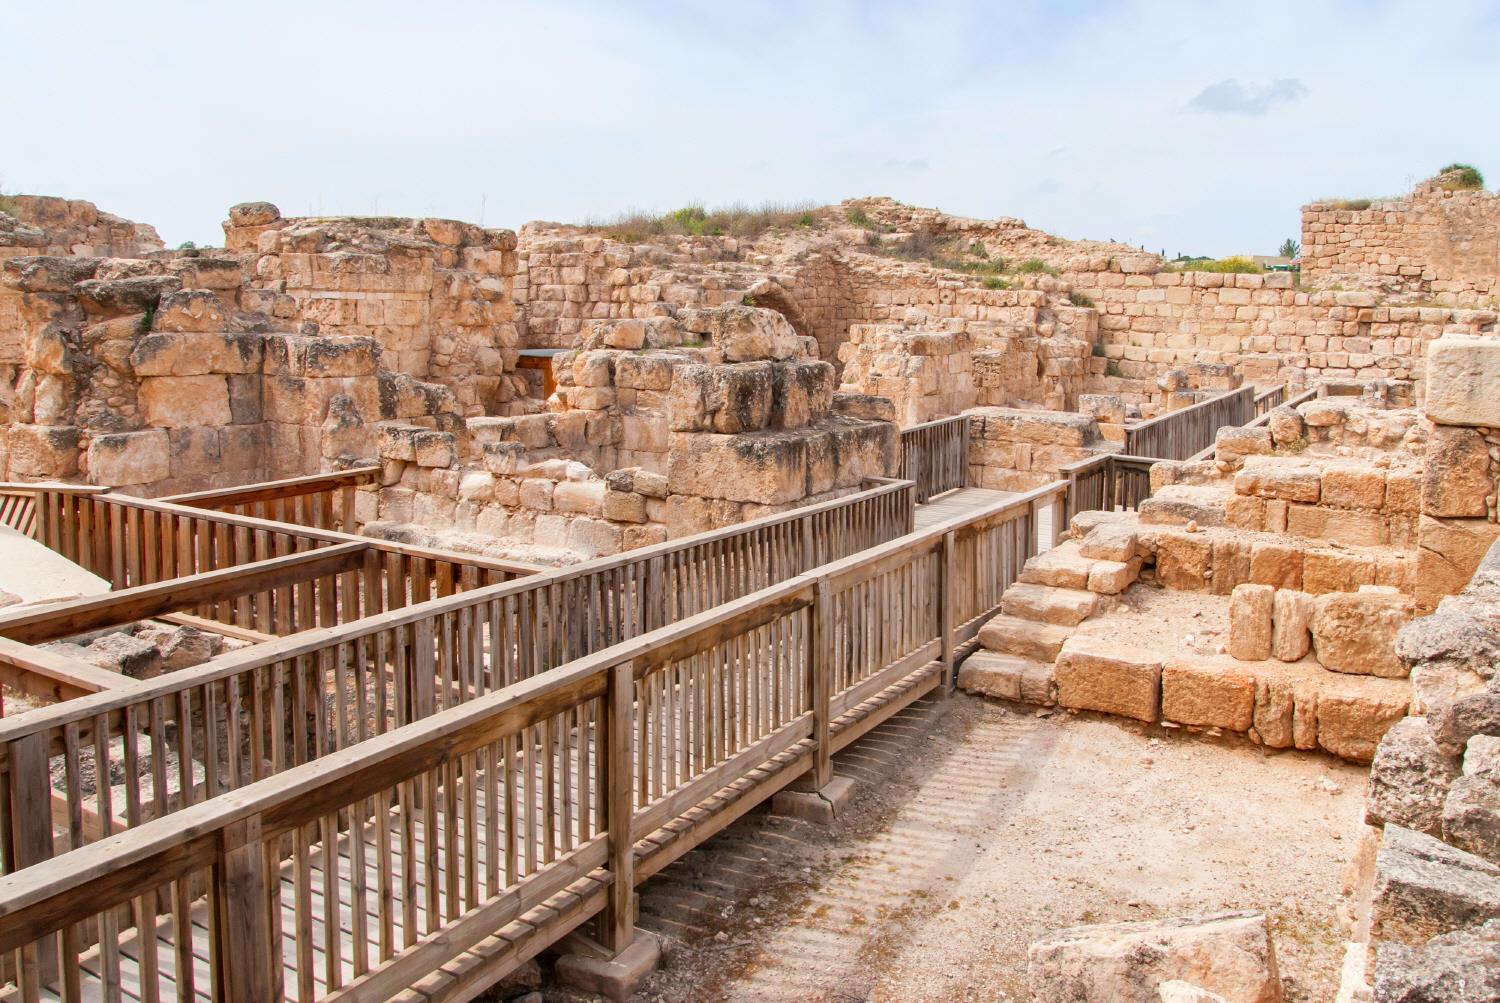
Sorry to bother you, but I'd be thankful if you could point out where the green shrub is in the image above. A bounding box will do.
[1437,163,1484,189]
[1105,359,1124,378]
[177,240,198,251]
[1090,343,1106,357]
[741,293,756,307]
[982,276,1010,290]
[1068,290,1095,308]
[137,303,156,335]
[934,257,1006,275]
[1015,258,1058,276]
[846,208,876,229]
[581,201,819,242]
[968,240,989,259]
[1170,256,1263,274]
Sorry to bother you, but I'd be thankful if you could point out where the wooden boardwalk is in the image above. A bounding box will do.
[915,488,1054,548]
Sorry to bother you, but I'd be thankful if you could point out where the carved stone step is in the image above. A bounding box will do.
[976,614,1073,662]
[1000,582,1099,626]
[956,650,1056,705]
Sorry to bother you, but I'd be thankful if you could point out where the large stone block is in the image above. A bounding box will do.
[1443,771,1500,863]
[1373,919,1500,1003]
[1270,589,1312,662]
[6,424,79,477]
[1155,530,1212,592]
[130,331,264,376]
[1162,658,1255,731]
[1416,516,1500,614]
[1026,911,1282,1003]
[139,376,231,427]
[86,429,171,486]
[1366,717,1461,835]
[1054,635,1162,722]
[1312,588,1413,677]
[1316,682,1411,762]
[1228,584,1273,661]
[1371,824,1500,947]
[1425,336,1500,427]
[1422,426,1493,518]
[667,431,808,505]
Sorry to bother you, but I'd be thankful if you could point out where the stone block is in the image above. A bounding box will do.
[1162,658,1255,731]
[1249,542,1303,591]
[1234,460,1320,503]
[1001,583,1099,626]
[1372,919,1500,1003]
[1155,530,1212,592]
[1054,635,1162,722]
[554,480,606,516]
[1018,543,1094,590]
[1371,824,1500,947]
[1079,526,1137,563]
[1270,589,1312,662]
[771,775,855,824]
[667,430,808,505]
[957,651,1056,705]
[1416,516,1500,613]
[130,331,264,376]
[1316,684,1410,762]
[555,931,662,1003]
[978,614,1073,662]
[1087,559,1138,595]
[1366,717,1461,835]
[1424,336,1500,427]
[85,429,170,486]
[1302,550,1377,595]
[1026,911,1282,1003]
[1312,588,1413,677]
[1422,426,1492,518]
[1443,772,1500,863]
[1320,465,1385,510]
[139,376,231,427]
[1228,584,1274,661]
[413,431,456,468]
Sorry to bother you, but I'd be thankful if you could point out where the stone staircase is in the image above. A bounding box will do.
[958,527,1142,703]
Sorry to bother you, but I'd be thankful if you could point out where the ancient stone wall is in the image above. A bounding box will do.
[1070,269,1498,393]
[229,203,525,417]
[1301,179,1500,299]
[0,196,163,259]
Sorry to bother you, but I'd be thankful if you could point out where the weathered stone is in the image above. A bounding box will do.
[1316,682,1410,762]
[1373,918,1500,1003]
[1018,543,1095,590]
[1421,426,1493,518]
[1228,584,1274,661]
[1430,691,1500,758]
[1155,530,1213,592]
[1443,772,1500,863]
[1250,542,1303,592]
[678,305,802,362]
[1162,658,1255,731]
[1000,583,1098,626]
[1087,559,1138,595]
[1415,516,1500,614]
[1271,590,1313,662]
[1424,336,1500,427]
[958,651,1056,705]
[978,614,1073,662]
[1055,635,1162,722]
[1371,824,1500,947]
[85,429,170,486]
[1312,589,1414,677]
[84,632,162,679]
[1366,717,1461,835]
[667,430,808,505]
[1079,525,1138,563]
[139,375,232,427]
[1026,911,1282,1003]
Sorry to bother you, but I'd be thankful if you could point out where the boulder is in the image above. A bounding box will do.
[1371,824,1500,947]
[1429,690,1500,758]
[83,632,162,679]
[1373,918,1500,1003]
[1026,911,1282,1003]
[1365,718,1461,835]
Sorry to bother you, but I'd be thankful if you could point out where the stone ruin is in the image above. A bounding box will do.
[2,167,1499,997]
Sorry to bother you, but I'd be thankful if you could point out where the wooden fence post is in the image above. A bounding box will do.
[601,660,636,953]
[7,733,58,982]
[939,533,956,693]
[810,579,833,790]
[216,816,276,1003]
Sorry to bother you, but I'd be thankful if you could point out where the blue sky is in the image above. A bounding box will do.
[6,1,1498,255]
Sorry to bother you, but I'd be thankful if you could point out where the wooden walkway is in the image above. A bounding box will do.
[915,488,1054,548]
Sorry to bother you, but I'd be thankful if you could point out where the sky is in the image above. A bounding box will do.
[5,1,1498,256]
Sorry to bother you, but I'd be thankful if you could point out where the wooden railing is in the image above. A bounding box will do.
[1253,384,1287,417]
[900,415,969,504]
[1059,453,1157,524]
[0,478,914,872]
[0,480,1061,1002]
[161,466,381,534]
[1123,385,1255,460]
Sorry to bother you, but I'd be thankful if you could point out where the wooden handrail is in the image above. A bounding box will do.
[899,414,969,504]
[0,475,1056,1001]
[159,466,381,508]
[1123,385,1255,460]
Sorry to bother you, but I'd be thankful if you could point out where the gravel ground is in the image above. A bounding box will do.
[535,691,1366,1002]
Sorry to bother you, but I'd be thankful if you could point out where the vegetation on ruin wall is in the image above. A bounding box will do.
[582,201,820,241]
[1437,163,1484,190]
[1165,255,1264,274]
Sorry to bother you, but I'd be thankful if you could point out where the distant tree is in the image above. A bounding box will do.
[1279,238,1300,259]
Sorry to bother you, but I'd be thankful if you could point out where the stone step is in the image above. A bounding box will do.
[1138,485,1227,528]
[1054,634,1164,723]
[1018,542,1096,590]
[1000,582,1098,626]
[956,651,1056,705]
[976,614,1073,662]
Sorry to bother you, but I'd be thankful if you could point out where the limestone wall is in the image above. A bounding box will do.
[1070,269,1498,393]
[1301,179,1500,299]
[229,204,525,417]
[0,196,163,259]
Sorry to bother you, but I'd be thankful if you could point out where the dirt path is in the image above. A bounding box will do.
[618,694,1366,1003]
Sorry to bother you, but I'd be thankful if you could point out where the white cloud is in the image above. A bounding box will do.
[1187,78,1310,116]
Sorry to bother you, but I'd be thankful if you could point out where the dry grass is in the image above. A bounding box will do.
[579,201,820,241]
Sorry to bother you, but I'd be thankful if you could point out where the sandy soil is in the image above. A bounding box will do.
[559,692,1368,1002]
